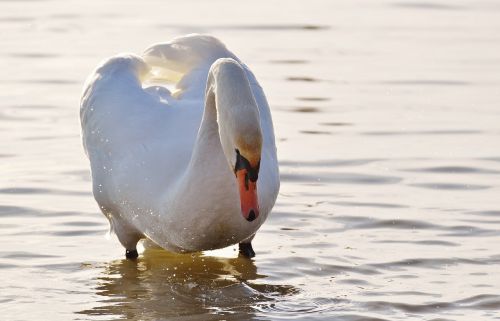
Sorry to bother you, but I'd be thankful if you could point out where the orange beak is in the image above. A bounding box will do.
[236,168,259,222]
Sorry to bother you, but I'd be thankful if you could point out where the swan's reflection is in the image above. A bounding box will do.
[78,248,297,320]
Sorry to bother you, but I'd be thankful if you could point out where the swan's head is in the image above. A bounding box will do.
[220,115,262,223]
[233,143,261,222]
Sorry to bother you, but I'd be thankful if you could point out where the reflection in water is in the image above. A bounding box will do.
[78,249,297,320]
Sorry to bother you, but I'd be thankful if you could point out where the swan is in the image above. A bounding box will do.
[80,34,279,259]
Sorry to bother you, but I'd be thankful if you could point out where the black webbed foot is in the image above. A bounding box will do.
[125,249,138,259]
[239,242,255,258]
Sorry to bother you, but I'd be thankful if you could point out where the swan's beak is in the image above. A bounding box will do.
[236,168,259,222]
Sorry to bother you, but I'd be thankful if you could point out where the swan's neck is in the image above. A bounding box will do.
[159,59,263,251]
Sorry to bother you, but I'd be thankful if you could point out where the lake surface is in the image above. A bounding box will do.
[1,0,500,320]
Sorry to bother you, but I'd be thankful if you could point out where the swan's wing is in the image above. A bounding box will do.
[81,54,171,158]
[80,54,201,208]
[142,34,238,99]
[81,55,172,188]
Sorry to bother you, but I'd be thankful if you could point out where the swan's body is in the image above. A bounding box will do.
[80,35,279,257]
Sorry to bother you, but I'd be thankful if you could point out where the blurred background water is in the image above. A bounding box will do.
[1,0,500,320]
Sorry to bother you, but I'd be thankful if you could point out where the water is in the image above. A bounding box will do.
[1,0,500,320]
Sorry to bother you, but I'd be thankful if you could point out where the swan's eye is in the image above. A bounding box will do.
[234,149,260,182]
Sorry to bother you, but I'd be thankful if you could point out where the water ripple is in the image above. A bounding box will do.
[0,205,39,217]
[362,130,483,136]
[374,240,459,247]
[409,183,490,190]
[402,165,500,174]
[280,158,384,168]
[330,215,499,237]
[0,251,61,259]
[255,296,347,318]
[0,187,91,196]
[468,210,500,217]
[368,257,485,271]
[391,2,465,11]
[363,294,500,314]
[333,201,408,209]
[281,172,402,185]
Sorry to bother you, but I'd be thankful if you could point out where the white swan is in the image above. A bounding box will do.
[80,34,279,258]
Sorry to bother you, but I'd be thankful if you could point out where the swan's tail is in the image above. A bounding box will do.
[142,34,237,85]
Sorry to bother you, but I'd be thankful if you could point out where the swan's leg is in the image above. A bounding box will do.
[239,234,256,258]
[238,242,255,258]
[109,215,143,259]
[118,232,142,260]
